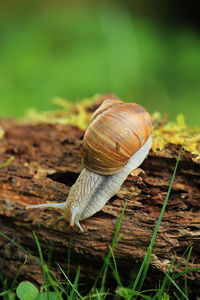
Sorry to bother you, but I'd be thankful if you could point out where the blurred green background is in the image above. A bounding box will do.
[0,0,199,125]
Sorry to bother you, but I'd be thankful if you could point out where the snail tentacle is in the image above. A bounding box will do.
[27,202,66,209]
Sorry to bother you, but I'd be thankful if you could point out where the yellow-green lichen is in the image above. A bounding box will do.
[25,95,200,160]
[0,127,4,141]
[152,112,200,159]
[26,96,97,130]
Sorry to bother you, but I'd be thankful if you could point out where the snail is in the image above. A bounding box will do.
[27,99,152,231]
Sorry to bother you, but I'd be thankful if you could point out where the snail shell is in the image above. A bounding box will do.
[27,99,152,231]
[81,99,152,175]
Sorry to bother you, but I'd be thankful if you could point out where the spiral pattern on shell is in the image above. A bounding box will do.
[81,100,152,175]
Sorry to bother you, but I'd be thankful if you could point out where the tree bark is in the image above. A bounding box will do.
[0,119,200,295]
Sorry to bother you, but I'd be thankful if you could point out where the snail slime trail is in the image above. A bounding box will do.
[27,99,152,231]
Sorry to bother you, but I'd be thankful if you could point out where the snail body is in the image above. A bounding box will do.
[27,100,152,231]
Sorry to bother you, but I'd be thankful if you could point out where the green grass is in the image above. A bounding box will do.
[0,143,200,299]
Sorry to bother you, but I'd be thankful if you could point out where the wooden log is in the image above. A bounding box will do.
[0,118,200,295]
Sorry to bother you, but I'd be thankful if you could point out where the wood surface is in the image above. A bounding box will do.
[0,118,200,295]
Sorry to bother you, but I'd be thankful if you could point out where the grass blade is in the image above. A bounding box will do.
[33,231,47,285]
[11,256,28,289]
[91,201,127,291]
[184,246,193,297]
[165,273,189,300]
[58,264,84,300]
[0,231,41,265]
[69,266,80,300]
[108,245,122,287]
[137,247,152,292]
[131,142,184,295]
[155,255,176,299]
[0,231,28,254]
[33,231,63,298]
[100,202,127,291]
[43,265,63,300]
